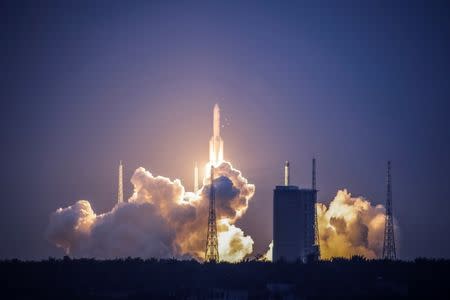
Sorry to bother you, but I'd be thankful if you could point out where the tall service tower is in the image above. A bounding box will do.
[209,104,224,165]
[205,166,219,262]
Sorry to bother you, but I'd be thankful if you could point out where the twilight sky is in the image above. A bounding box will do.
[1,0,450,260]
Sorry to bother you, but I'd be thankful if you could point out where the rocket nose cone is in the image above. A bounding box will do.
[214,103,220,112]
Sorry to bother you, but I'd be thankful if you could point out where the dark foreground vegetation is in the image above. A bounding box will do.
[1,257,449,299]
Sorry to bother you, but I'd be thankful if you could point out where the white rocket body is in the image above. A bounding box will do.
[209,104,224,164]
[118,160,124,203]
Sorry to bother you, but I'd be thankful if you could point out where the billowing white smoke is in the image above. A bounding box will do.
[318,189,386,259]
[46,161,255,262]
[264,189,387,261]
[263,241,273,261]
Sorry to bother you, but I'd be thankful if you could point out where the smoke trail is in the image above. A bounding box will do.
[46,161,255,262]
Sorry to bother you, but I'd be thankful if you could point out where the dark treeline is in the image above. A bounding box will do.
[1,257,449,299]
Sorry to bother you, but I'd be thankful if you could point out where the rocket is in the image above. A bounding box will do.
[209,104,224,164]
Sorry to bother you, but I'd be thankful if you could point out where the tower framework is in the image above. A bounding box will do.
[205,166,219,262]
[382,161,396,260]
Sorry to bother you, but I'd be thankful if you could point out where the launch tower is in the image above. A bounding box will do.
[205,166,219,262]
[312,158,321,260]
[382,161,396,259]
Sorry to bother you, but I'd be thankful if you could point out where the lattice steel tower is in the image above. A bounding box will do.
[312,157,321,259]
[205,165,219,262]
[382,161,396,260]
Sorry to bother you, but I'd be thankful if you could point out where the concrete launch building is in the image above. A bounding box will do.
[273,161,318,262]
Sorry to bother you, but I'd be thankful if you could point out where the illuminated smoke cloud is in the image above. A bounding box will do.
[263,241,273,261]
[46,161,255,262]
[45,200,96,254]
[318,189,386,259]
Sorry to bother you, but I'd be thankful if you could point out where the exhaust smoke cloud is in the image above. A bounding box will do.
[317,189,386,259]
[46,161,255,262]
[48,171,390,261]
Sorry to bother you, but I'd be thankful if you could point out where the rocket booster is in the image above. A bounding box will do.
[194,162,199,193]
[209,104,224,164]
[213,104,220,138]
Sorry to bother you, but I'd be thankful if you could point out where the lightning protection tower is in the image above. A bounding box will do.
[205,165,219,262]
[382,161,396,260]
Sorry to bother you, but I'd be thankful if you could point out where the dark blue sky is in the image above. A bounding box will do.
[1,0,449,259]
